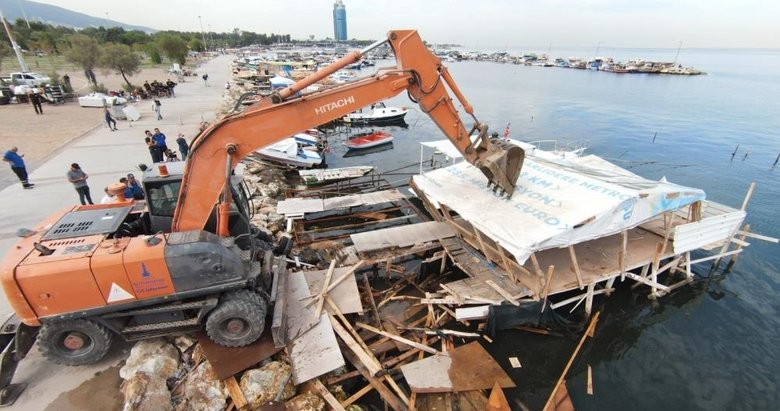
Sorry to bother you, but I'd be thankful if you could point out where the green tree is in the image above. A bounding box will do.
[189,38,204,52]
[146,43,162,64]
[0,42,11,74]
[64,34,102,86]
[101,43,141,88]
[156,34,188,65]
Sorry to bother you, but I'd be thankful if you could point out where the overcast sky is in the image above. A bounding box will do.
[32,0,780,48]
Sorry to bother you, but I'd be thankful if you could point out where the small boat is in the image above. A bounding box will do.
[298,166,373,186]
[345,130,393,150]
[343,102,408,125]
[256,138,324,168]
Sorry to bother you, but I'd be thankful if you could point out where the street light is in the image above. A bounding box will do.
[198,15,207,51]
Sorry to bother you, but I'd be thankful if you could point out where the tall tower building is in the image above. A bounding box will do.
[333,0,347,41]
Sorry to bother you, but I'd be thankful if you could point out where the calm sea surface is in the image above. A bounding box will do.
[325,48,780,410]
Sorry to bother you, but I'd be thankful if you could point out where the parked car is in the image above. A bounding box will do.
[0,72,52,87]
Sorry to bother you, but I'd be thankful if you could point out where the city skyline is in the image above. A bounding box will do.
[15,0,780,48]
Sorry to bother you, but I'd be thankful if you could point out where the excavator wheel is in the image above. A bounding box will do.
[37,319,113,366]
[206,290,267,347]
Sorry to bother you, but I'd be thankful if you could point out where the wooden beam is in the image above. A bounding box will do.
[620,230,628,282]
[568,246,585,289]
[223,376,247,409]
[356,322,443,356]
[315,259,337,317]
[529,253,545,280]
[310,379,347,411]
[343,350,408,411]
[542,312,600,411]
[363,273,383,329]
[329,312,383,377]
[496,242,516,282]
[624,272,670,292]
[541,265,555,312]
[486,280,520,306]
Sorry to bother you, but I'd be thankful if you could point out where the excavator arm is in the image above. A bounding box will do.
[172,30,524,233]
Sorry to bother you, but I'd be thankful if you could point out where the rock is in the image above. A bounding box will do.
[260,183,281,199]
[175,361,227,411]
[120,339,180,381]
[257,206,277,215]
[285,392,325,411]
[240,361,295,409]
[173,335,197,354]
[296,248,321,265]
[266,212,285,226]
[122,372,173,411]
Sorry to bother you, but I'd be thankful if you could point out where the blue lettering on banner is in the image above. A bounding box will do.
[513,201,561,226]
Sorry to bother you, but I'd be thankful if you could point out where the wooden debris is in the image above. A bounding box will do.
[400,342,515,393]
[543,312,600,411]
[343,350,409,411]
[587,364,593,395]
[486,381,511,411]
[509,357,522,368]
[223,376,248,409]
[314,259,337,317]
[356,322,443,356]
[309,379,347,411]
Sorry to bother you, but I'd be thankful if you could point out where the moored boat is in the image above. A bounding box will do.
[345,130,393,150]
[343,102,408,125]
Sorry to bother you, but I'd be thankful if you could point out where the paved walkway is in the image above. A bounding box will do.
[0,55,232,410]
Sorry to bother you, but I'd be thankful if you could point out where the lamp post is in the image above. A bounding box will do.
[0,4,29,72]
[198,15,207,51]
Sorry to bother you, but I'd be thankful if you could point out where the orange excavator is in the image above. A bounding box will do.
[0,29,523,403]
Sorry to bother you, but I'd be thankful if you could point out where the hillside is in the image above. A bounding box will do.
[0,0,155,32]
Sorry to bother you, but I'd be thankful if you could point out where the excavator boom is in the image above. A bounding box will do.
[172,30,524,233]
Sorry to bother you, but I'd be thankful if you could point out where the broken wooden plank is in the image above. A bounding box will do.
[356,322,443,356]
[486,381,511,411]
[303,266,363,315]
[314,259,337,317]
[223,376,247,409]
[343,383,374,407]
[455,305,490,321]
[343,350,409,411]
[486,280,520,306]
[309,379,347,411]
[568,246,585,289]
[329,313,383,377]
[400,341,515,393]
[351,221,455,252]
[288,312,344,385]
[509,357,522,368]
[587,364,593,395]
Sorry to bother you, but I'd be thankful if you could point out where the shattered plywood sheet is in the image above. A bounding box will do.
[400,342,515,393]
[276,189,405,216]
[350,221,456,253]
[285,269,344,384]
[302,266,363,314]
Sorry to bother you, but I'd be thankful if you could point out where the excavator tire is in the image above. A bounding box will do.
[37,319,113,366]
[206,290,267,347]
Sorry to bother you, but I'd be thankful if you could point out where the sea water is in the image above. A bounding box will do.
[328,47,780,410]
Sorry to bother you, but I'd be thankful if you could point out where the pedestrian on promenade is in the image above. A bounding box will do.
[152,128,168,153]
[104,107,118,131]
[202,73,209,87]
[67,163,93,205]
[152,99,162,120]
[145,136,163,163]
[30,92,43,115]
[176,133,189,160]
[3,147,34,189]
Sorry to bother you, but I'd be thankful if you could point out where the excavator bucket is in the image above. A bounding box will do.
[476,138,525,198]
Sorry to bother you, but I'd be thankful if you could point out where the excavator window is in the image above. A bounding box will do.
[146,180,181,218]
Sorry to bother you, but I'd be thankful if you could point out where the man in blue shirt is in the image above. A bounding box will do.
[152,128,168,153]
[2,147,34,189]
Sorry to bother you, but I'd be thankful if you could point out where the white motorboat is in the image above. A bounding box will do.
[255,138,323,168]
[343,102,408,125]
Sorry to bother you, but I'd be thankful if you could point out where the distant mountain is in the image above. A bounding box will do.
[0,0,156,32]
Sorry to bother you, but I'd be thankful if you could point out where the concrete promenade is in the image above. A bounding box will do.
[0,55,232,410]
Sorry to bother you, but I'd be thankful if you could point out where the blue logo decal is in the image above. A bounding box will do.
[141,263,152,278]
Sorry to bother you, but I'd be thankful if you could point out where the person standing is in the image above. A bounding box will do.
[152,128,168,153]
[152,99,162,120]
[145,136,163,163]
[104,107,118,131]
[176,133,189,160]
[30,92,43,115]
[67,163,93,205]
[202,73,209,87]
[3,147,34,189]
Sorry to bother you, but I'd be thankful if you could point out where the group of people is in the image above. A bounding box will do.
[144,128,190,163]
[64,162,146,205]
